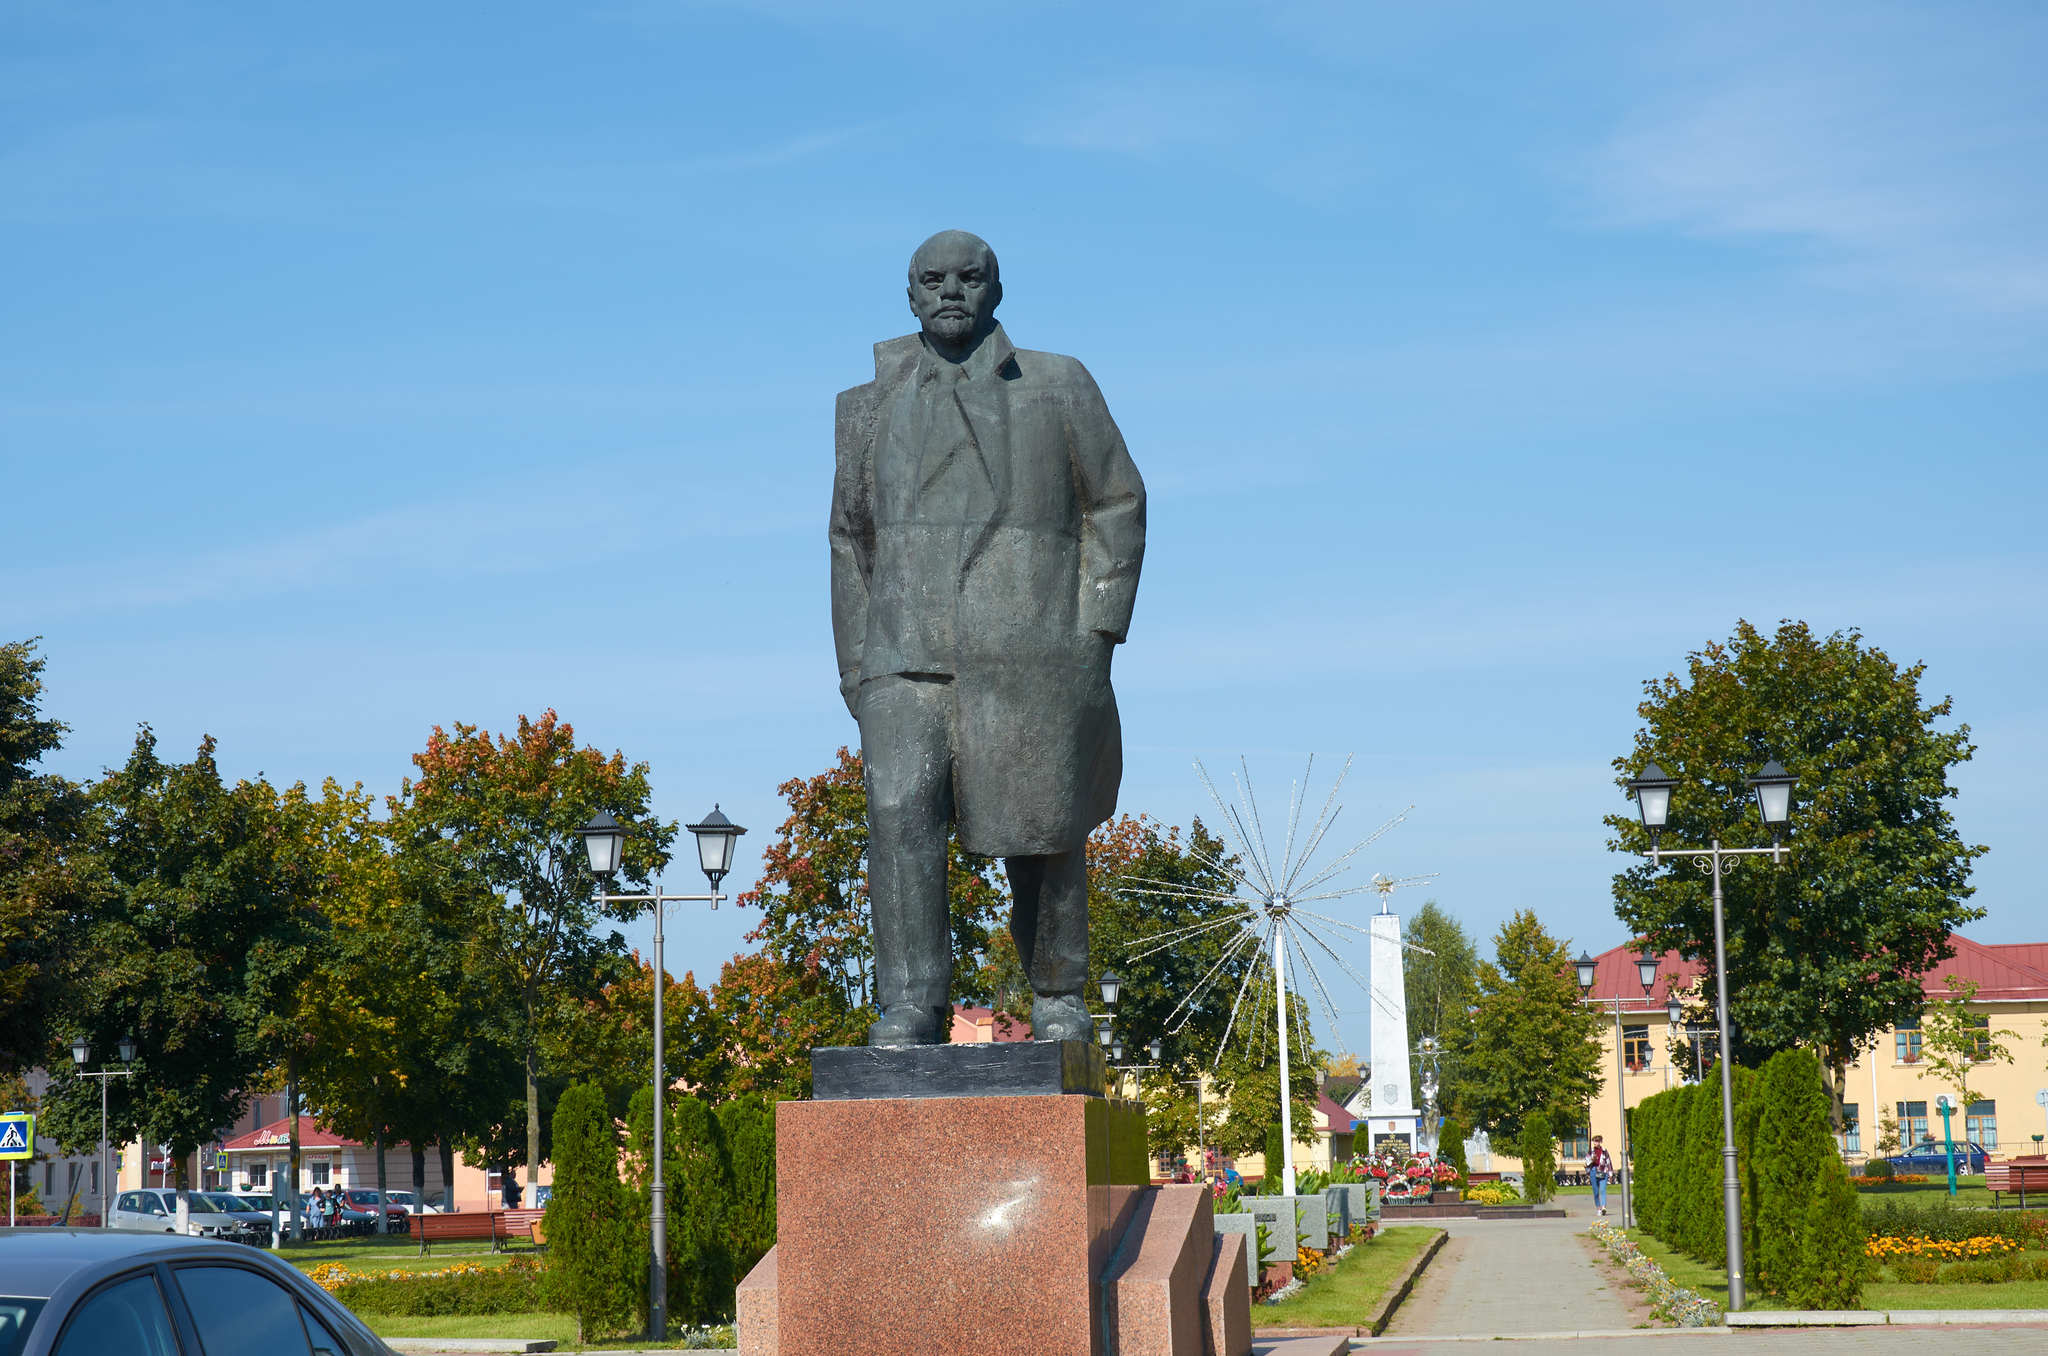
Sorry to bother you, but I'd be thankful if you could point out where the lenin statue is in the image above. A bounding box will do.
[829,230,1146,1047]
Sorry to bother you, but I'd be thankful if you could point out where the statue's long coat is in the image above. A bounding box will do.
[830,325,1145,857]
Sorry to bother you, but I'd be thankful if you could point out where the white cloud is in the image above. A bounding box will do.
[1582,4,2048,312]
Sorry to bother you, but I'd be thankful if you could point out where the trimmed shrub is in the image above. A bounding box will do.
[1683,1070,1725,1264]
[545,1082,642,1342]
[1438,1118,1470,1181]
[1518,1113,1555,1204]
[1863,1159,1894,1181]
[1860,1199,2040,1245]
[327,1259,549,1316]
[1264,1123,1286,1187]
[629,1086,734,1328]
[717,1094,777,1284]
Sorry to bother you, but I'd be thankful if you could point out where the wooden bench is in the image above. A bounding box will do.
[1464,1171,1502,1185]
[1986,1157,2048,1208]
[414,1208,548,1255]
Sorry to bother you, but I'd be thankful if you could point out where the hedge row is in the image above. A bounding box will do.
[330,1259,547,1316]
[1862,1198,2048,1247]
[1631,1049,1863,1308]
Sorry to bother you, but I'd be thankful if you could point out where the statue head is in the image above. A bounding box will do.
[907,230,1001,355]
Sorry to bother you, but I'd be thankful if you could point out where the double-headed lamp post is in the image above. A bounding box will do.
[1574,949,1659,1229]
[1624,757,1796,1312]
[581,805,746,1344]
[68,1034,139,1225]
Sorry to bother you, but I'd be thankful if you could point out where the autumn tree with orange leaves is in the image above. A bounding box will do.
[738,747,1010,1024]
[391,710,674,1193]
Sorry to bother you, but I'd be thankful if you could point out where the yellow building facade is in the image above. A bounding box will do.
[1576,935,2048,1173]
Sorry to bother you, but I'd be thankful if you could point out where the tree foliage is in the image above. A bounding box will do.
[1609,621,1986,1121]
[739,746,1007,1016]
[544,1082,640,1342]
[1920,976,2015,1117]
[41,729,322,1175]
[0,639,94,1075]
[1085,815,1319,1166]
[1517,1112,1555,1204]
[627,1087,731,1327]
[1460,911,1603,1142]
[1402,900,1478,1119]
[394,710,673,1186]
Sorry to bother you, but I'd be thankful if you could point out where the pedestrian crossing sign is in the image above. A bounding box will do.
[0,1113,33,1161]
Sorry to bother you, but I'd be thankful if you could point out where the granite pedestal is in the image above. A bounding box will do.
[739,1041,1247,1356]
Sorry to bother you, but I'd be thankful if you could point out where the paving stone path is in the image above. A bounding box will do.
[1381,1201,1638,1337]
[1356,1330,2048,1353]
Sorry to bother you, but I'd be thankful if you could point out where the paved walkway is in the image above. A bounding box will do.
[1381,1200,1637,1337]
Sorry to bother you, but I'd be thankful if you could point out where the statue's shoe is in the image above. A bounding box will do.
[868,1004,945,1047]
[1030,992,1092,1043]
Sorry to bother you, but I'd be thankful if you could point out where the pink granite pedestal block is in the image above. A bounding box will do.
[767,1092,1148,1356]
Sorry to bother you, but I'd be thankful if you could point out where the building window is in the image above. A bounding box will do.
[1894,1019,1922,1063]
[247,1161,267,1189]
[91,1162,99,1194]
[309,1159,331,1187]
[1842,1103,1860,1155]
[1898,1101,1929,1147]
[1623,1025,1651,1072]
[1560,1125,1591,1159]
[1965,1015,1992,1061]
[1966,1101,1997,1151]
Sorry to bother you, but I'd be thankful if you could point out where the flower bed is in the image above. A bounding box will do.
[1462,1182,1520,1206]
[1852,1173,1930,1186]
[1867,1234,2019,1262]
[1588,1221,1720,1327]
[306,1257,548,1316]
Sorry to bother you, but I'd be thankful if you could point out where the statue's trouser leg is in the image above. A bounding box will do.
[859,675,955,1018]
[1006,848,1088,998]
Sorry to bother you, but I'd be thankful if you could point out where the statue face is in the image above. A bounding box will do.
[907,232,999,349]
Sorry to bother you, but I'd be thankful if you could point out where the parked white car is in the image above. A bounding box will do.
[383,1190,444,1215]
[106,1188,266,1242]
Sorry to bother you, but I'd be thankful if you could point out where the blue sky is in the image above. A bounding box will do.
[6,2,2043,1058]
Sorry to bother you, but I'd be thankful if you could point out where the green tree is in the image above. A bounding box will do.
[1609,621,1986,1126]
[1752,1049,1864,1307]
[1436,1116,1469,1181]
[1402,900,1479,1120]
[1086,815,1319,1169]
[628,1087,732,1328]
[545,1082,640,1342]
[0,639,95,1075]
[1460,911,1603,1142]
[717,1094,777,1283]
[39,730,323,1194]
[1518,1112,1555,1204]
[1920,976,2016,1119]
[394,710,675,1193]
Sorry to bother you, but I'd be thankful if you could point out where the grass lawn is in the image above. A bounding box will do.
[1257,1226,1441,1328]
[277,1236,527,1275]
[359,1312,735,1351]
[1623,1229,2048,1312]
[1855,1176,1998,1207]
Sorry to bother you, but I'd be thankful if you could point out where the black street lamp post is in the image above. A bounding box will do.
[68,1034,138,1226]
[581,804,746,1343]
[1622,758,1796,1311]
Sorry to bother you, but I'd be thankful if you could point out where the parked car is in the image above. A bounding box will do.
[193,1194,275,1245]
[1887,1139,1990,1174]
[338,1191,410,1232]
[105,1190,263,1244]
[0,1226,397,1354]
[381,1191,443,1216]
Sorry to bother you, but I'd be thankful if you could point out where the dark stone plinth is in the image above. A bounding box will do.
[811,1038,1107,1100]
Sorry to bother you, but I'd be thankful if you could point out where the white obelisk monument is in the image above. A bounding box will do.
[1365,899,1423,1152]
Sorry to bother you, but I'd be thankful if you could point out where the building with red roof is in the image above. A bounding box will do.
[1569,932,2048,1171]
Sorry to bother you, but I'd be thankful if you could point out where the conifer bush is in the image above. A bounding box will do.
[718,1093,777,1282]
[1438,1117,1470,1182]
[1518,1112,1556,1203]
[545,1082,641,1342]
[629,1086,734,1327]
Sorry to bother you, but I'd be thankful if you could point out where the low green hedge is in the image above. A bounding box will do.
[324,1259,549,1316]
[1861,1199,2048,1247]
